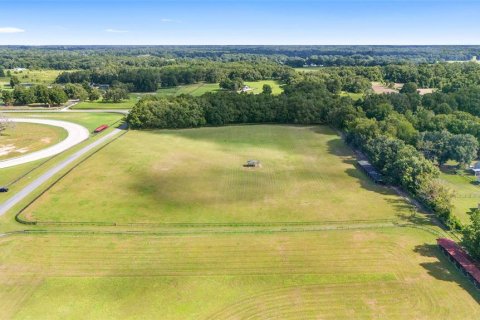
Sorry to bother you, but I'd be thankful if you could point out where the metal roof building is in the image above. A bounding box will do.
[357,160,384,184]
[437,238,480,289]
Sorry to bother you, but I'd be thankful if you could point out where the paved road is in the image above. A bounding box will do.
[0,118,90,169]
[0,128,124,217]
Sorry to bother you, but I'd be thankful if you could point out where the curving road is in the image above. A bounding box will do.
[0,118,90,169]
[0,127,124,217]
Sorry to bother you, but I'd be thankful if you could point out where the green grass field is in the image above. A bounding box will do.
[2,123,479,319]
[157,81,284,97]
[157,83,221,97]
[10,69,62,84]
[1,228,478,319]
[73,94,141,110]
[243,80,284,95]
[6,112,124,132]
[0,123,67,160]
[440,167,480,224]
[23,125,413,224]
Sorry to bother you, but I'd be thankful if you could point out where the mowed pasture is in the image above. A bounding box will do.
[7,69,63,84]
[157,82,221,97]
[0,122,67,160]
[73,94,141,110]
[23,125,412,224]
[6,112,124,132]
[440,168,480,224]
[1,228,479,319]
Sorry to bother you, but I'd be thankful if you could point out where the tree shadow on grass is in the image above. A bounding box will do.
[414,244,480,303]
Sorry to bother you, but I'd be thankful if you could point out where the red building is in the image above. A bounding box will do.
[437,238,480,289]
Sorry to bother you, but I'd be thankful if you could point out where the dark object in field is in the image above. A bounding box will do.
[437,238,480,289]
[94,124,109,133]
[244,160,261,168]
[357,160,384,184]
[0,187,9,193]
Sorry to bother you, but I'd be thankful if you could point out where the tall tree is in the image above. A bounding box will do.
[463,209,480,260]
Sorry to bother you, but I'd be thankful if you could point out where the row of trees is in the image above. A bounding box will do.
[2,85,68,107]
[55,61,292,92]
[0,81,130,106]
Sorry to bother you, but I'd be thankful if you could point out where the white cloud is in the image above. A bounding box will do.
[105,28,129,33]
[160,18,180,23]
[0,27,25,34]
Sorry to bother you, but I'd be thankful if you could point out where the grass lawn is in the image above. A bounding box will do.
[7,112,124,132]
[294,67,324,73]
[439,166,480,224]
[243,80,284,95]
[1,228,478,319]
[340,91,364,101]
[0,123,67,161]
[23,125,413,224]
[157,81,284,97]
[5,69,63,85]
[73,94,140,110]
[157,83,221,97]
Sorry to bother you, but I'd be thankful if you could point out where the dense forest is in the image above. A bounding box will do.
[0,45,479,69]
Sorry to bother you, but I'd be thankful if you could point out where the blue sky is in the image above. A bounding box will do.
[0,0,479,45]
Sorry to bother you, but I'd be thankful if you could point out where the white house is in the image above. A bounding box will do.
[470,162,480,181]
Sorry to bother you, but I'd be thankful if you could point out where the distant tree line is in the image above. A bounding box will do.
[54,61,292,92]
[1,45,479,70]
[0,82,127,106]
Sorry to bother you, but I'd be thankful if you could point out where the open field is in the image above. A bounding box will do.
[243,80,284,95]
[294,67,324,73]
[0,228,478,319]
[6,112,124,132]
[157,81,284,97]
[440,167,480,224]
[73,94,141,110]
[340,91,364,101]
[22,125,413,224]
[157,83,221,97]
[0,123,67,161]
[1,69,62,86]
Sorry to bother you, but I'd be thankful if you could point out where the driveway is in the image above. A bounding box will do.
[0,118,90,169]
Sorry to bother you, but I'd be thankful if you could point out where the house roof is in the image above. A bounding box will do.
[473,161,480,170]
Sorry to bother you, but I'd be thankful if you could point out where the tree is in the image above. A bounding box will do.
[10,75,20,88]
[364,102,394,121]
[463,209,480,260]
[13,86,35,105]
[417,131,451,164]
[447,134,478,167]
[262,84,272,94]
[88,88,101,101]
[103,87,129,103]
[64,83,89,101]
[219,78,244,91]
[0,67,5,77]
[400,82,418,94]
[1,90,14,106]
[47,86,68,106]
[33,85,50,105]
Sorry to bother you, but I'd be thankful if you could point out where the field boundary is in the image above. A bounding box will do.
[1,222,450,238]
[14,128,128,225]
